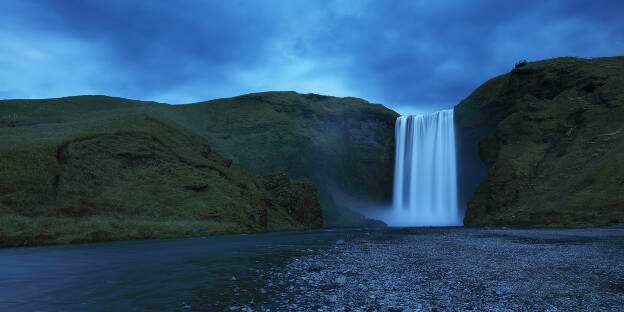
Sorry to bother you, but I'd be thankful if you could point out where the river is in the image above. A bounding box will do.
[0,228,362,311]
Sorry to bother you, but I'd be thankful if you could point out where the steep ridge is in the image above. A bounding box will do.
[455,56,624,226]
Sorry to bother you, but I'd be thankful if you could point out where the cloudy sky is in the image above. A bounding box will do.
[1,0,622,114]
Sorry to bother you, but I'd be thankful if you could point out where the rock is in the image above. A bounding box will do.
[455,56,624,227]
[261,173,323,229]
[335,275,347,285]
[363,218,388,228]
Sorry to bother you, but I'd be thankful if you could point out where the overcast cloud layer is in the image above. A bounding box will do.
[1,0,623,114]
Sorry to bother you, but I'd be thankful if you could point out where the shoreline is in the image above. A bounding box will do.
[214,226,624,311]
[4,219,621,249]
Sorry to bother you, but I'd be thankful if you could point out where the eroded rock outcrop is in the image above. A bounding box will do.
[261,173,323,229]
[455,56,624,226]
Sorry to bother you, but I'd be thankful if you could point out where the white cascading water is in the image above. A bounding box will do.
[387,109,462,226]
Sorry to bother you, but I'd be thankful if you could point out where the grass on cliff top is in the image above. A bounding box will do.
[0,94,297,201]
[1,112,254,205]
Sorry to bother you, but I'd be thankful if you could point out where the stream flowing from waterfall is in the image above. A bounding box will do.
[387,109,462,226]
[0,229,362,311]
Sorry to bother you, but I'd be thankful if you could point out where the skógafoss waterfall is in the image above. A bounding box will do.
[390,109,462,226]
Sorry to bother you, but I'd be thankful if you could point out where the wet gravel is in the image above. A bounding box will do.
[220,226,624,311]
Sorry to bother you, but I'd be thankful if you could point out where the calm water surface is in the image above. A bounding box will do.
[0,228,362,311]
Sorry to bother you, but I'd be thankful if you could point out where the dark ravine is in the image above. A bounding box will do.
[456,56,624,227]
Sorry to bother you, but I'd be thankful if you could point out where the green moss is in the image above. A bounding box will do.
[170,91,398,225]
[457,56,624,227]
[1,90,398,246]
[0,92,398,228]
[0,96,329,246]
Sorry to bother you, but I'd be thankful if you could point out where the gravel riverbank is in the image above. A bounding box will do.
[220,226,624,311]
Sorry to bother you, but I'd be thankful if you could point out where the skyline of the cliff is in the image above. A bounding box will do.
[1,0,623,115]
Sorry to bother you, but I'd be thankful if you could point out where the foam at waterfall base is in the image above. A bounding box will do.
[370,208,463,227]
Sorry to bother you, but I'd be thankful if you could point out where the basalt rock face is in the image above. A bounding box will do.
[455,57,624,227]
[0,97,322,247]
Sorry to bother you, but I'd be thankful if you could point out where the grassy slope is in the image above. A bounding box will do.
[455,56,624,227]
[0,96,322,247]
[168,92,398,226]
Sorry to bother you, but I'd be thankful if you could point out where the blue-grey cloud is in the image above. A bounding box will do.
[0,0,622,114]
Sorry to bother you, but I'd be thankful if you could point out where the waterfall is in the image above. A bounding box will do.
[389,109,462,226]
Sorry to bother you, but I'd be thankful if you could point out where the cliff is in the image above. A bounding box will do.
[0,96,322,247]
[455,56,624,227]
[0,91,397,246]
[170,92,398,226]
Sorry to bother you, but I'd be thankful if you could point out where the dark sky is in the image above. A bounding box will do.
[1,1,622,114]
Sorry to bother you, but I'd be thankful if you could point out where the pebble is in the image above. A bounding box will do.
[207,227,624,311]
[259,227,624,311]
[335,275,346,285]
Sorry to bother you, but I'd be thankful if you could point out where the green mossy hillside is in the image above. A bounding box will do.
[170,92,398,226]
[1,91,396,246]
[0,102,322,247]
[1,93,398,227]
[455,56,624,227]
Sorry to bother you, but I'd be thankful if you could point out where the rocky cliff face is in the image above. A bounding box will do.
[455,57,624,226]
[0,97,322,247]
